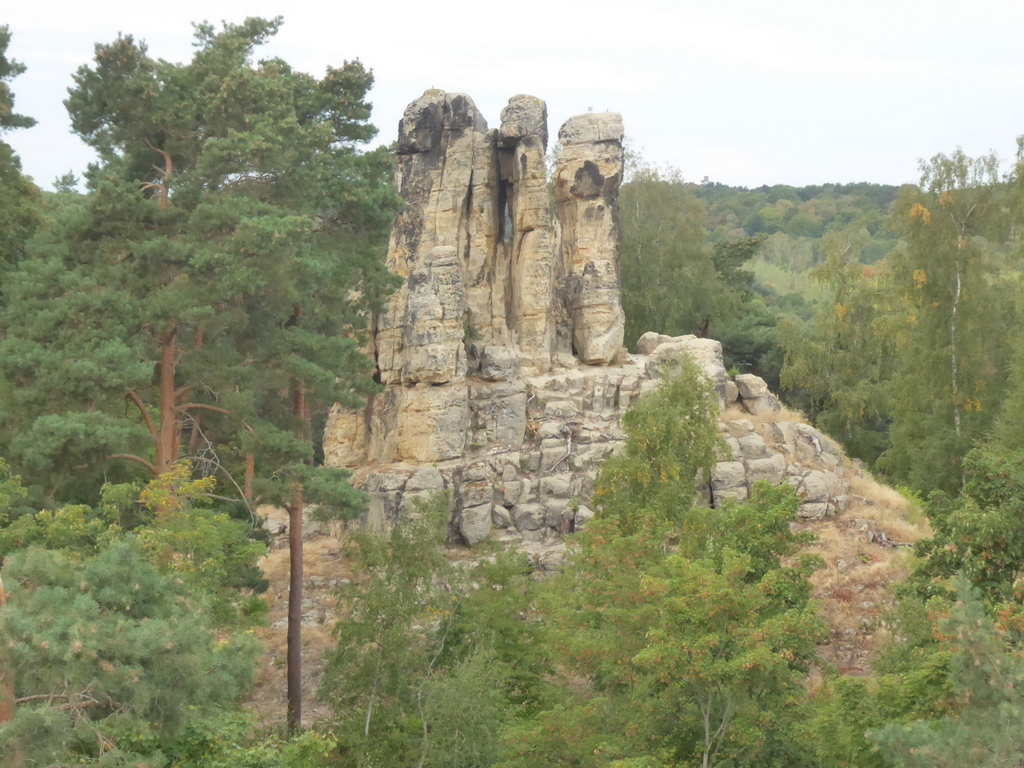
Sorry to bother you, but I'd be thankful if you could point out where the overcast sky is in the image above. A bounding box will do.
[6,0,1024,190]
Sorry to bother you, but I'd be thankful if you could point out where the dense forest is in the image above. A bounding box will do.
[5,17,1024,768]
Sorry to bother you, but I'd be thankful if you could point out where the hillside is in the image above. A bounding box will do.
[249,343,930,721]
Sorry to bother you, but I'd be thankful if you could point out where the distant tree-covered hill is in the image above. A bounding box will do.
[695,180,907,264]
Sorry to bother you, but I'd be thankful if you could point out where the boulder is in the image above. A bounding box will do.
[735,374,770,399]
[746,454,787,486]
[711,460,747,491]
[459,503,493,545]
[746,393,783,417]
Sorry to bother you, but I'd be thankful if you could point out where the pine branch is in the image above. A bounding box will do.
[125,390,157,440]
[109,453,158,475]
[177,403,231,416]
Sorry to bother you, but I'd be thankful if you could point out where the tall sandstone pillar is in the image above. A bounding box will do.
[325,91,626,468]
[498,95,556,371]
[553,113,626,365]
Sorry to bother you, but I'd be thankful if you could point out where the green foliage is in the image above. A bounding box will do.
[876,151,1013,493]
[504,360,824,768]
[911,447,1024,603]
[167,711,338,768]
[870,578,1024,767]
[0,537,261,765]
[698,181,901,254]
[418,646,514,768]
[0,456,27,519]
[0,26,36,133]
[438,550,550,711]
[0,502,116,558]
[619,166,740,347]
[777,149,1022,493]
[322,494,519,768]
[805,606,958,768]
[1,460,267,625]
[0,17,398,505]
[510,485,824,768]
[780,230,895,464]
[594,357,721,533]
[0,26,41,308]
[991,295,1024,452]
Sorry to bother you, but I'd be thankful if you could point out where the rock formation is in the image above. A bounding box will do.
[324,90,854,561]
[327,90,626,471]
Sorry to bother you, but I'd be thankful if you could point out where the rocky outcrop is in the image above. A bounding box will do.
[333,91,626,469]
[328,335,853,570]
[324,91,854,564]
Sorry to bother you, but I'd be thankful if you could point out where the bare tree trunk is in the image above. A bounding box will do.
[286,376,312,733]
[950,235,963,438]
[286,484,304,732]
[156,325,180,477]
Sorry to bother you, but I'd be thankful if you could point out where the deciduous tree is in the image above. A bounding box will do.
[878,150,1012,492]
[619,166,741,348]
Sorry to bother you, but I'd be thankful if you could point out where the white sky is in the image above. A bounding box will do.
[6,0,1024,190]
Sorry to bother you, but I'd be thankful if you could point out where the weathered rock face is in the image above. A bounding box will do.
[499,95,556,369]
[327,328,854,568]
[346,91,627,469]
[324,90,855,564]
[376,91,501,388]
[554,113,626,364]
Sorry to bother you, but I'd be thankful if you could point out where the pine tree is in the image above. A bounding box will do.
[0,25,41,307]
[871,578,1024,768]
[0,538,261,765]
[1,18,396,487]
[0,17,400,729]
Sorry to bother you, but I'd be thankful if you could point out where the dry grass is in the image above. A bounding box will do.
[849,473,912,514]
[754,404,811,424]
[798,469,931,675]
[721,403,809,426]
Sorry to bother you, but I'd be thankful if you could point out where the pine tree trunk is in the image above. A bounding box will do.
[0,576,21,768]
[286,377,312,732]
[286,485,304,732]
[156,325,180,476]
